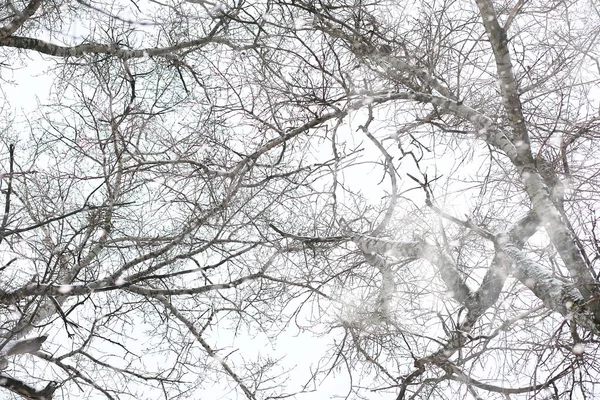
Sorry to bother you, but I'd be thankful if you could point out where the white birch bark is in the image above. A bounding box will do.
[473,0,598,313]
[352,232,600,335]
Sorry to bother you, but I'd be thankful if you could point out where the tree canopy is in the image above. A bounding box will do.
[1,0,600,399]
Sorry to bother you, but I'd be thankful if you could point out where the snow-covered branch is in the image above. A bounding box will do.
[352,234,473,304]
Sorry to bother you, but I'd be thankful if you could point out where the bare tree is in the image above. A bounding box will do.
[0,0,600,399]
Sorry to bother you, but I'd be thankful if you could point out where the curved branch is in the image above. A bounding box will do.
[359,106,398,236]
[126,272,264,296]
[448,362,571,395]
[361,90,598,314]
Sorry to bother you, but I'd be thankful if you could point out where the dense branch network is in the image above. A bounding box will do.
[0,0,599,399]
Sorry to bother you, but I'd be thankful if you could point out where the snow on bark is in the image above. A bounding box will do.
[416,213,541,363]
[352,230,600,335]
[497,236,599,335]
[517,167,596,304]
[0,374,55,399]
[474,0,598,315]
[0,0,43,39]
[362,252,395,320]
[0,336,48,370]
[474,0,529,146]
[352,234,472,304]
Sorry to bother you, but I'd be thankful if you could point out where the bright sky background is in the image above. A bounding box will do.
[2,1,600,398]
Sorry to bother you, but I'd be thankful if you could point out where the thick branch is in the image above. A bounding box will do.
[411,212,540,368]
[126,272,264,296]
[474,0,598,313]
[0,35,255,58]
[352,235,473,304]
[0,0,43,39]
[353,217,600,334]
[370,89,597,311]
[474,0,529,147]
[0,375,56,400]
[497,236,599,334]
